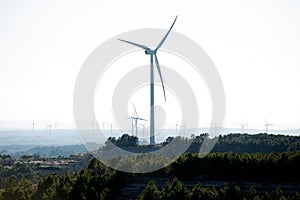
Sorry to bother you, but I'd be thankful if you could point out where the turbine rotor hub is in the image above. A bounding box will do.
[145,49,156,55]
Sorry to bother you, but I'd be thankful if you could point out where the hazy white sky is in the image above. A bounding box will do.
[0,0,300,129]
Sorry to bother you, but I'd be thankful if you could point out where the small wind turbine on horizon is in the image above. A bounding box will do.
[91,121,94,132]
[138,120,147,136]
[54,122,57,131]
[264,119,274,134]
[110,123,113,135]
[181,121,187,135]
[240,122,247,134]
[46,122,52,133]
[32,121,36,133]
[128,104,147,137]
[118,16,178,145]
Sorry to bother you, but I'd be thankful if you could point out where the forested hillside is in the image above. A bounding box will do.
[1,151,300,199]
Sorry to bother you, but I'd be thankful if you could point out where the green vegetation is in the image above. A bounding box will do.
[212,133,300,153]
[154,151,300,181]
[1,133,300,199]
[1,150,300,199]
[138,178,300,200]
[170,133,300,153]
[107,134,138,147]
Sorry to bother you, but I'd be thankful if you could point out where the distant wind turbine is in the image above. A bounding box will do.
[91,121,94,132]
[240,122,247,134]
[181,121,187,135]
[32,121,36,133]
[110,123,113,135]
[138,120,147,136]
[128,104,147,137]
[119,16,178,145]
[48,123,52,133]
[264,120,274,134]
[176,122,179,134]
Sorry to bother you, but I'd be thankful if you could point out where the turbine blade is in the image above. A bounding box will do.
[138,118,147,121]
[132,104,138,117]
[154,54,166,101]
[118,39,149,50]
[155,16,178,51]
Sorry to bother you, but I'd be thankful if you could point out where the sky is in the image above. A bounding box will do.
[0,0,300,130]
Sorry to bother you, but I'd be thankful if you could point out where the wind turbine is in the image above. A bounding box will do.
[240,122,247,134]
[128,104,147,137]
[54,122,57,131]
[181,121,187,135]
[138,120,147,136]
[32,121,36,133]
[110,123,113,135]
[48,123,52,133]
[119,16,178,145]
[176,122,179,134]
[91,121,94,132]
[264,120,273,134]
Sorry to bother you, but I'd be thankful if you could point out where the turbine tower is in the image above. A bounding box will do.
[119,16,177,145]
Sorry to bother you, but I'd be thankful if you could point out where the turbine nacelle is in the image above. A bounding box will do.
[144,49,156,55]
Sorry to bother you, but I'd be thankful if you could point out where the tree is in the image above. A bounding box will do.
[191,183,218,200]
[161,178,191,200]
[138,180,160,200]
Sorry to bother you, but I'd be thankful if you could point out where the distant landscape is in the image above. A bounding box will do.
[1,128,300,157]
[1,132,300,199]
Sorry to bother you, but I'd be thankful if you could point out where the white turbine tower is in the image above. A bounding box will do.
[119,16,178,145]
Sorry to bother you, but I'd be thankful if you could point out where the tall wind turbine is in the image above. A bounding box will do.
[119,16,178,145]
